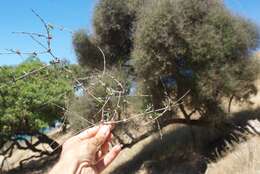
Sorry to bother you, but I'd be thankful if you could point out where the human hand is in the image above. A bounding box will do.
[49,124,122,174]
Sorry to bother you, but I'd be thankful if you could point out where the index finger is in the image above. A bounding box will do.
[77,125,100,140]
[90,124,112,148]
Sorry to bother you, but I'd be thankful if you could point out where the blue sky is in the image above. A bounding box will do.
[0,0,259,65]
[224,0,260,25]
[0,0,97,65]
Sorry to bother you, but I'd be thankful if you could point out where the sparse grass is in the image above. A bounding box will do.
[206,136,260,174]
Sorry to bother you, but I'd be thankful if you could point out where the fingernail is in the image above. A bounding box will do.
[104,123,114,130]
[115,144,123,151]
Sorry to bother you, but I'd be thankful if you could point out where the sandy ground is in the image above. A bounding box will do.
[0,129,73,172]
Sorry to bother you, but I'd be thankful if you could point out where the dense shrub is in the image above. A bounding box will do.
[92,0,134,64]
[73,30,104,69]
[74,0,150,68]
[132,0,260,122]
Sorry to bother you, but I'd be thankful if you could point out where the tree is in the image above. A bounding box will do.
[73,0,150,69]
[71,0,260,129]
[70,0,260,152]
[93,0,133,63]
[132,0,260,124]
[73,30,104,70]
[0,57,76,167]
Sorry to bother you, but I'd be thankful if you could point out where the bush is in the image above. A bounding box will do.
[73,30,104,69]
[132,0,260,122]
[93,0,134,63]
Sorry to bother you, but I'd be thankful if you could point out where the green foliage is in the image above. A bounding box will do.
[0,58,73,139]
[73,30,104,69]
[132,0,260,121]
[73,0,151,68]
[93,0,134,63]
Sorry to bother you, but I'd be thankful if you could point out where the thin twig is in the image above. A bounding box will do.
[97,46,106,77]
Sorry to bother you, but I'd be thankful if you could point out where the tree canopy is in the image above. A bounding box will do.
[73,0,150,69]
[71,0,260,145]
[132,0,260,123]
[0,57,75,158]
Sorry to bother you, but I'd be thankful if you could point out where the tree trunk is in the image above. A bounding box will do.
[228,95,234,113]
[35,131,62,154]
[149,80,165,109]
